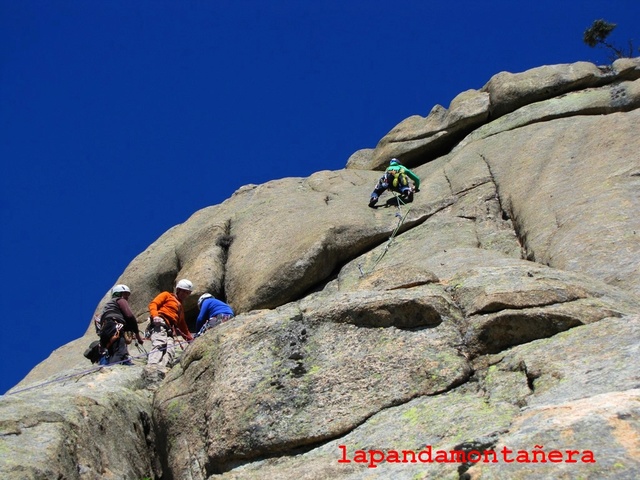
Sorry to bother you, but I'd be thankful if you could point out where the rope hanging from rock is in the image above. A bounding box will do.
[360,191,413,276]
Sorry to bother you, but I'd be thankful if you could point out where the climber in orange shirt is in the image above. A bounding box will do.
[147,279,195,368]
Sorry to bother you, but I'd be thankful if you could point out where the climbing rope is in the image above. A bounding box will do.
[360,191,413,276]
[3,337,193,397]
[5,317,237,397]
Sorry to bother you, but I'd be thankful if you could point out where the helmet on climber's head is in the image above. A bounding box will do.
[111,284,131,298]
[198,293,213,309]
[176,279,193,292]
[389,158,400,166]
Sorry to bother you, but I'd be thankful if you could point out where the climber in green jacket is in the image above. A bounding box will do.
[369,158,420,207]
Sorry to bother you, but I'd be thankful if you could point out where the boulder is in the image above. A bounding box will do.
[483,61,607,118]
[0,366,159,479]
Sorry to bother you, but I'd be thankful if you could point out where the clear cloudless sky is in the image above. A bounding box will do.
[1,1,638,394]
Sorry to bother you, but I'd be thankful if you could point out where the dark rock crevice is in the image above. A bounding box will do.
[396,124,486,170]
[456,434,503,479]
[467,295,586,317]
[463,307,586,358]
[216,218,234,304]
[477,153,529,261]
[384,280,436,290]
[443,167,455,195]
[521,361,538,392]
[477,154,511,221]
[210,438,331,475]
[305,299,446,330]
[451,179,492,199]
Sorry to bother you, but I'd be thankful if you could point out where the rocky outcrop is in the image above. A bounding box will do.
[352,57,640,171]
[217,315,640,480]
[2,59,639,480]
[0,368,161,479]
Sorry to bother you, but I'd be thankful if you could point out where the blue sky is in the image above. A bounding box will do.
[1,0,637,394]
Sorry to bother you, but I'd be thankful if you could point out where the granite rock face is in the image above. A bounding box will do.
[3,59,640,480]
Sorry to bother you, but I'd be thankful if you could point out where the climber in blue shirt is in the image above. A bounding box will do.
[195,293,235,335]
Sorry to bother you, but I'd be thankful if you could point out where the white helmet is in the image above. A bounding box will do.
[111,284,131,297]
[176,279,193,292]
[198,293,213,309]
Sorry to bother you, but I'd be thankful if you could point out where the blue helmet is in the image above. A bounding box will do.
[389,158,400,166]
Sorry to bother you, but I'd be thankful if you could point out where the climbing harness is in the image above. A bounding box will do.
[195,314,235,338]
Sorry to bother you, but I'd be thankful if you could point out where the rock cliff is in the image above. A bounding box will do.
[2,58,639,479]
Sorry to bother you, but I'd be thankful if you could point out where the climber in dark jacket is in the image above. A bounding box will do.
[99,284,144,365]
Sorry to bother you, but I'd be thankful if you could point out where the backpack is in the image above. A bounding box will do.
[83,340,103,364]
[386,168,409,188]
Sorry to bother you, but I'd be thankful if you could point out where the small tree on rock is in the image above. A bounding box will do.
[583,19,637,61]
